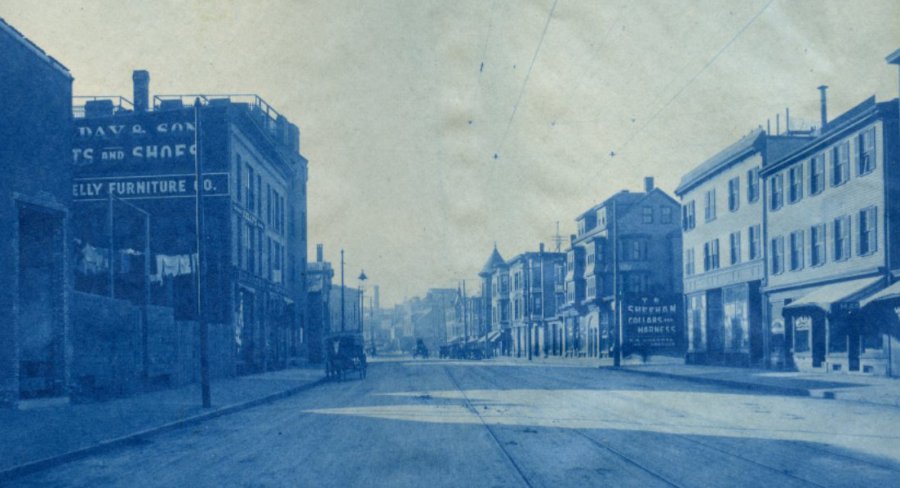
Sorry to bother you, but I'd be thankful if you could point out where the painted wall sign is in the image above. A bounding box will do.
[73,109,198,176]
[72,173,229,201]
[623,294,682,349]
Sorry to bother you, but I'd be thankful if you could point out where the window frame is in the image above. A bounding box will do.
[832,141,850,187]
[770,173,784,211]
[728,177,740,212]
[809,153,825,196]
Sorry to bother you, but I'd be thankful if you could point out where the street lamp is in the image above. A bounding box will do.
[358,270,368,333]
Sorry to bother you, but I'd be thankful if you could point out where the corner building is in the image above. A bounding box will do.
[72,72,308,376]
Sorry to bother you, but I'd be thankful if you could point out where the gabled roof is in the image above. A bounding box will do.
[676,129,765,196]
[479,246,506,275]
[0,17,71,78]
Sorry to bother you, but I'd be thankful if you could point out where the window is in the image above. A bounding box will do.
[642,206,653,224]
[685,248,695,276]
[704,189,716,222]
[858,127,876,175]
[809,154,825,195]
[703,239,720,272]
[832,142,850,186]
[859,206,877,256]
[622,239,647,261]
[246,165,255,211]
[747,167,760,203]
[788,165,803,203]
[811,224,826,266]
[770,173,784,210]
[748,225,761,260]
[771,236,784,275]
[661,206,673,224]
[626,273,647,294]
[235,155,243,202]
[729,231,741,265]
[728,177,740,212]
[533,296,542,315]
[683,201,696,230]
[586,249,595,267]
[789,230,804,271]
[834,215,851,261]
[256,175,262,216]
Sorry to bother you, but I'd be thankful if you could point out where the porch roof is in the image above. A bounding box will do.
[784,276,883,312]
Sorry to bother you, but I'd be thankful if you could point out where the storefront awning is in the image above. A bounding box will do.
[861,281,900,308]
[784,276,883,312]
[486,331,501,342]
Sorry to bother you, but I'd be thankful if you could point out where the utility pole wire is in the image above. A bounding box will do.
[496,0,560,156]
[611,0,775,157]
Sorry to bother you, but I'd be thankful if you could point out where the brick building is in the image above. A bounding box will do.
[71,72,308,379]
[507,245,565,358]
[0,19,73,405]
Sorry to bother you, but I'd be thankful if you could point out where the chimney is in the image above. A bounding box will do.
[133,70,150,113]
[818,85,829,129]
[316,243,324,263]
[785,108,790,134]
[644,176,654,193]
[539,242,545,253]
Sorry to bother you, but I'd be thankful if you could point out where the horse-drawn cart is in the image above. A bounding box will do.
[324,333,367,381]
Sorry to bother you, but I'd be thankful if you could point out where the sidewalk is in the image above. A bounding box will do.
[0,366,325,481]
[613,362,900,408]
[482,354,900,408]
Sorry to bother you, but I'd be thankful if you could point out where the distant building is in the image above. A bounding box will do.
[71,72,308,376]
[479,247,511,354]
[329,285,361,335]
[507,245,565,358]
[0,19,73,405]
[565,178,683,358]
[676,130,810,367]
[306,244,333,363]
[762,94,900,376]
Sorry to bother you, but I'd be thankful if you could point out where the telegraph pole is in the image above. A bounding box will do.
[193,98,211,408]
[613,198,622,368]
[462,280,468,340]
[340,249,345,332]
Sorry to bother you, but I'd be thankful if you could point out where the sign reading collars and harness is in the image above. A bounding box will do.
[623,294,682,349]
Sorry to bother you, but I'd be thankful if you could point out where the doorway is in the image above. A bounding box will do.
[17,204,65,399]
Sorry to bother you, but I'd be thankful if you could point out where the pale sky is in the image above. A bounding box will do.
[2,0,898,306]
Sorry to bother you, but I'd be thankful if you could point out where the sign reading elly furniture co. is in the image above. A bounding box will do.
[623,295,682,349]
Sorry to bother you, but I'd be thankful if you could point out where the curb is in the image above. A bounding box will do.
[0,376,328,483]
[608,367,811,397]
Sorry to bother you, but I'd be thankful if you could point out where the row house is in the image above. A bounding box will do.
[563,178,683,359]
[479,246,511,354]
[507,245,565,358]
[676,130,811,367]
[763,94,900,376]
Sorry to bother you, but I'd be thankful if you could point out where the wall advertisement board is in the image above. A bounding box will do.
[623,294,682,349]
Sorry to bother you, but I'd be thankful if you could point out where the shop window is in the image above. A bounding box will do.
[832,142,850,186]
[858,127,876,176]
[728,177,740,212]
[747,167,760,203]
[858,206,877,256]
[794,315,812,353]
[770,174,784,211]
[809,154,825,195]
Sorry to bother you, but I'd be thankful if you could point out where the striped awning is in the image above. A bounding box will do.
[784,276,883,312]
